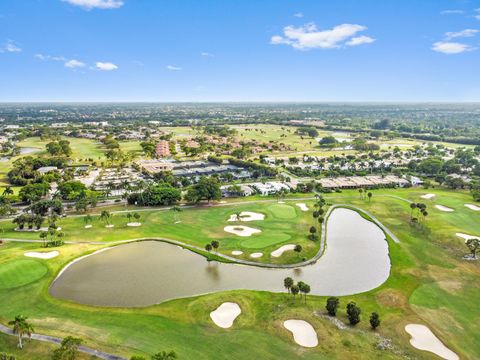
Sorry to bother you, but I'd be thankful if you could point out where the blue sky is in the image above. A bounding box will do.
[0,0,479,102]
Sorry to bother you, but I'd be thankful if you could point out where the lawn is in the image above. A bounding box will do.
[0,188,479,359]
[0,201,319,265]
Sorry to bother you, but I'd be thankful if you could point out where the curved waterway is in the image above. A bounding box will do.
[50,208,391,307]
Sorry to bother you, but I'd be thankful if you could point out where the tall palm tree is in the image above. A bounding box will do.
[100,210,111,226]
[8,315,34,349]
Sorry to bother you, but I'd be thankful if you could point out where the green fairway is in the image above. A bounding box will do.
[0,188,479,359]
[0,201,318,265]
[0,259,48,289]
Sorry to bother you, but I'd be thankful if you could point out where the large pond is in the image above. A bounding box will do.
[50,208,391,307]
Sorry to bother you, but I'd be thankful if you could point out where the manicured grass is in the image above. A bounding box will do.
[0,188,479,359]
[0,201,319,265]
[0,259,48,289]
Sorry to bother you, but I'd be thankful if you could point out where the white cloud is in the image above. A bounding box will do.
[1,40,22,53]
[95,62,118,71]
[166,65,182,71]
[445,29,479,40]
[62,0,124,10]
[475,8,480,20]
[35,54,67,61]
[346,35,376,46]
[441,9,465,15]
[432,41,474,54]
[201,52,214,57]
[271,22,373,50]
[293,12,303,18]
[64,59,85,68]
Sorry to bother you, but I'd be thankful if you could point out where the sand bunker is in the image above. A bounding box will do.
[296,203,309,211]
[271,244,295,258]
[250,252,263,258]
[456,233,479,241]
[283,320,318,348]
[231,250,243,256]
[464,204,480,211]
[224,225,261,237]
[127,222,142,227]
[210,302,241,328]
[84,225,92,229]
[421,194,436,199]
[24,251,59,260]
[405,324,458,360]
[228,211,265,222]
[105,224,115,228]
[435,205,454,212]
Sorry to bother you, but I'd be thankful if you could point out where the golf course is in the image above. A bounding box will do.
[0,187,479,359]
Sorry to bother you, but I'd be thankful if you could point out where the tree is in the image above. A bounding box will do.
[318,136,339,148]
[8,315,34,349]
[290,284,299,299]
[2,186,14,197]
[133,212,141,222]
[185,176,221,203]
[83,214,93,227]
[358,189,363,199]
[128,185,181,206]
[283,277,293,294]
[367,192,373,202]
[211,240,219,253]
[369,312,380,330]
[326,297,339,316]
[297,281,310,303]
[52,336,82,360]
[130,356,146,360]
[151,351,177,360]
[0,352,16,360]
[409,203,417,221]
[19,183,50,204]
[39,231,48,248]
[57,181,87,201]
[294,244,302,253]
[205,243,212,253]
[466,238,480,259]
[346,302,361,325]
[100,210,111,226]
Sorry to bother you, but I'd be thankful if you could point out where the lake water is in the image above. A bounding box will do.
[50,208,391,307]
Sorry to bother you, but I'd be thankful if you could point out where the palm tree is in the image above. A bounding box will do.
[8,315,34,349]
[126,212,133,223]
[2,186,13,197]
[211,240,219,253]
[409,203,417,221]
[39,231,48,247]
[283,277,293,294]
[205,243,212,253]
[83,214,93,227]
[100,210,111,226]
[298,281,311,303]
[133,212,141,222]
[291,284,300,299]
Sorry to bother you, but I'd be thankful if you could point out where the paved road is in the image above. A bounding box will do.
[0,324,126,360]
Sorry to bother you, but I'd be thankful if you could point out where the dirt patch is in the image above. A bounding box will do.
[376,289,408,308]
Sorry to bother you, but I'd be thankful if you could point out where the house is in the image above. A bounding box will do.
[156,140,171,158]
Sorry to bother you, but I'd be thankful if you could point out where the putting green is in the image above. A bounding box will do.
[0,259,48,289]
[240,232,291,249]
[267,204,298,219]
